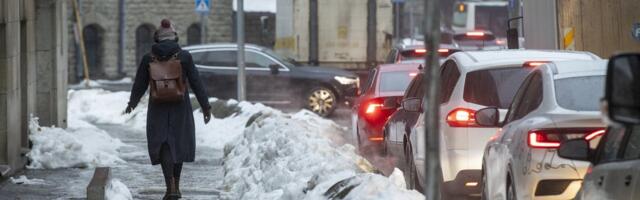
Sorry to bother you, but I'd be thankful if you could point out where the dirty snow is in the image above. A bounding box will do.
[221,107,423,199]
[26,117,127,169]
[9,175,46,185]
[67,89,147,132]
[105,178,133,200]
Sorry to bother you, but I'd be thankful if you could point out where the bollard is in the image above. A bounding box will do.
[87,167,111,200]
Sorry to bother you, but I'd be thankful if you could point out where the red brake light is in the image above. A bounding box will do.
[528,131,561,148]
[415,49,427,53]
[437,48,449,53]
[446,108,478,127]
[523,61,549,67]
[409,72,418,77]
[466,32,485,37]
[585,129,605,141]
[365,103,383,114]
[527,128,606,149]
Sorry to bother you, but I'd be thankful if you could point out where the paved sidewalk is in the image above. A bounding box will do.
[0,122,225,200]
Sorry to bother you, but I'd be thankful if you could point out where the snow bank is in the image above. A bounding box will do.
[105,179,133,200]
[221,109,423,199]
[67,89,147,131]
[10,175,46,185]
[26,117,127,169]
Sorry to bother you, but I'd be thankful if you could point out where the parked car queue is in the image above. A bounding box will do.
[352,49,640,199]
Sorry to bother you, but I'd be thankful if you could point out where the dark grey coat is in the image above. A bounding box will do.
[128,41,210,165]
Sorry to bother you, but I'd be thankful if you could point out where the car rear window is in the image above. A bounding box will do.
[463,67,532,108]
[379,71,414,92]
[555,76,604,111]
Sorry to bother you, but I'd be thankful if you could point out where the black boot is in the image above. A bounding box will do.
[163,177,180,200]
[175,177,182,198]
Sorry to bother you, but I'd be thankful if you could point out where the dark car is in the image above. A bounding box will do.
[385,30,459,64]
[184,43,359,117]
[382,71,425,165]
[352,63,421,155]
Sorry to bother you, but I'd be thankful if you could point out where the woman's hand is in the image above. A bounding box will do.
[203,108,211,124]
[123,105,135,115]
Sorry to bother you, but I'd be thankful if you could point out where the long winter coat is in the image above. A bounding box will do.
[128,40,210,165]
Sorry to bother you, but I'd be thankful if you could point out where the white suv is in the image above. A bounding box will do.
[403,50,600,197]
[476,60,607,199]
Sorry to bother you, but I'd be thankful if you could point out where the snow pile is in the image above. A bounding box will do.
[67,89,147,131]
[105,179,133,200]
[221,109,423,199]
[26,117,127,169]
[10,175,46,185]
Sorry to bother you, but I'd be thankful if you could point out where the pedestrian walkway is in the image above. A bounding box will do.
[0,122,225,199]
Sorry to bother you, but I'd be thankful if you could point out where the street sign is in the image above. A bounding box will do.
[195,0,210,13]
[633,23,640,41]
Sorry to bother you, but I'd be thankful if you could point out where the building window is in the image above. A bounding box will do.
[187,23,202,45]
[136,24,156,65]
[83,24,105,78]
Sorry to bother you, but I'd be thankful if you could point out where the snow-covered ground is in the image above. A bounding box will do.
[20,89,423,199]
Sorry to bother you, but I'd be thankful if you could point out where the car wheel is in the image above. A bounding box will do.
[307,86,337,117]
[481,162,489,200]
[506,172,516,200]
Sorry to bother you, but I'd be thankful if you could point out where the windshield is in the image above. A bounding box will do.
[261,48,297,68]
[379,71,415,93]
[555,76,605,111]
[475,6,508,38]
[464,67,533,109]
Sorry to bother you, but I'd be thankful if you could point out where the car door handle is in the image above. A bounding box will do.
[625,175,632,186]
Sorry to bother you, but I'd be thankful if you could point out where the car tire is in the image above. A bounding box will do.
[481,162,489,200]
[506,172,517,200]
[306,86,337,117]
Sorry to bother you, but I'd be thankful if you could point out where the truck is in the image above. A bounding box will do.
[274,0,393,70]
[511,0,640,57]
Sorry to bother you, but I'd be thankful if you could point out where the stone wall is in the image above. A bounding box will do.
[68,0,233,81]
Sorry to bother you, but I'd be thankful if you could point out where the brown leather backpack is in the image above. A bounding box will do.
[148,52,186,103]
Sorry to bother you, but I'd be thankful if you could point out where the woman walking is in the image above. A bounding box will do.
[124,19,212,200]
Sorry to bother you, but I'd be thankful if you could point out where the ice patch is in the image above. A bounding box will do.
[105,179,133,200]
[10,175,46,185]
[27,117,127,169]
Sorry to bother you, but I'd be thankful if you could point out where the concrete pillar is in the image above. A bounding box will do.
[34,0,68,128]
[0,0,24,175]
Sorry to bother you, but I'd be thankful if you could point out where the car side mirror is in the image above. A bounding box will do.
[558,139,591,162]
[605,53,640,124]
[383,97,399,109]
[507,28,519,49]
[402,98,422,112]
[475,107,500,127]
[269,64,280,75]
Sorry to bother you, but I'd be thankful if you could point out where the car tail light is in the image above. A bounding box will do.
[523,61,549,68]
[365,103,383,114]
[409,72,418,77]
[415,49,427,53]
[446,108,478,127]
[466,32,486,37]
[360,97,398,125]
[527,128,606,149]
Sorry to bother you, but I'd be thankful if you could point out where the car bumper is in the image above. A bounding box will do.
[443,169,482,195]
[523,151,590,199]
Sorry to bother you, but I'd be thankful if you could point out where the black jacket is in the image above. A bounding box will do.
[128,40,210,164]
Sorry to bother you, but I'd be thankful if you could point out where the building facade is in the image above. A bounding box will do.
[68,0,234,81]
[0,0,69,177]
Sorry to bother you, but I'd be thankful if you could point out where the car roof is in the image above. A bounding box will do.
[183,43,266,51]
[450,50,601,71]
[545,60,608,76]
[377,63,422,72]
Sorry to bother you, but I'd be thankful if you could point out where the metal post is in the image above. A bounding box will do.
[366,0,377,67]
[236,0,246,101]
[394,2,400,42]
[308,0,319,65]
[200,13,207,43]
[117,0,125,76]
[423,0,441,199]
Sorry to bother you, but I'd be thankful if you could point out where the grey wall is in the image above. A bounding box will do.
[0,0,68,177]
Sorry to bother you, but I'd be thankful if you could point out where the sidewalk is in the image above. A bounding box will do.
[0,122,225,199]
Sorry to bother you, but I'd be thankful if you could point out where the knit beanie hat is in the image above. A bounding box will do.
[155,19,177,42]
